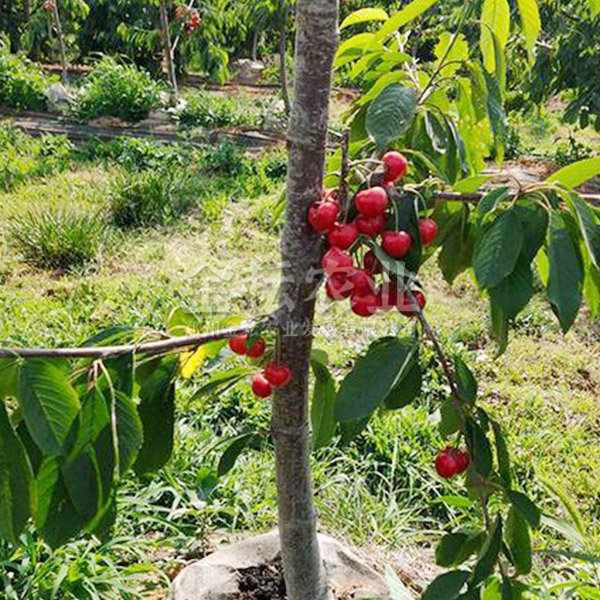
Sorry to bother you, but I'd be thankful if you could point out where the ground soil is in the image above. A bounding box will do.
[234,559,287,600]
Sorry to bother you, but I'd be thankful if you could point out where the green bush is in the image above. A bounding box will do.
[0,49,52,111]
[108,169,195,228]
[178,91,261,129]
[7,206,108,270]
[0,124,73,191]
[73,57,161,122]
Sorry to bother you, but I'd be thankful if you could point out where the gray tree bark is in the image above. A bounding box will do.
[52,0,68,85]
[272,2,339,600]
[159,0,178,95]
[278,0,292,114]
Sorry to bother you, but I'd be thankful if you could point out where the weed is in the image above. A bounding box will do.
[177,91,261,129]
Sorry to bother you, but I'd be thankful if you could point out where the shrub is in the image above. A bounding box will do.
[108,169,194,228]
[7,207,108,270]
[178,91,260,129]
[73,57,161,122]
[0,49,52,111]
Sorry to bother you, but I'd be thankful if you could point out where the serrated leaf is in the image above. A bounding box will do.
[547,212,584,332]
[115,391,143,475]
[422,570,470,600]
[546,157,600,189]
[341,8,389,29]
[217,433,254,477]
[473,210,524,290]
[335,338,417,422]
[516,0,541,63]
[489,254,533,319]
[505,507,532,575]
[477,187,509,226]
[480,0,510,75]
[383,355,421,410]
[0,359,18,400]
[310,359,337,450]
[472,516,503,584]
[62,445,101,526]
[466,419,493,477]
[434,32,470,78]
[425,111,450,153]
[366,85,417,150]
[0,402,32,543]
[568,193,600,270]
[18,359,81,456]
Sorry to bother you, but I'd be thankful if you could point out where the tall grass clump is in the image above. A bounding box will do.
[0,47,52,111]
[7,206,108,270]
[177,91,261,129]
[73,57,161,122]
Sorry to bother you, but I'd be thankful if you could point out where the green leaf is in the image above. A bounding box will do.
[0,359,19,400]
[547,212,584,332]
[546,157,600,189]
[508,490,541,529]
[516,0,541,63]
[489,254,533,319]
[477,187,509,226]
[466,419,493,477]
[310,359,337,450]
[473,210,524,290]
[366,85,417,151]
[0,402,32,543]
[480,0,510,75]
[539,474,586,537]
[439,399,461,438]
[454,356,477,404]
[490,301,509,356]
[568,193,600,270]
[505,507,532,575]
[484,71,508,161]
[491,421,511,487]
[422,570,470,600]
[18,359,81,456]
[541,515,585,545]
[217,433,254,477]
[62,445,101,526]
[374,0,440,43]
[513,200,549,260]
[383,356,421,410]
[134,357,178,475]
[438,213,476,285]
[454,176,491,194]
[335,338,417,422]
[472,516,503,585]
[341,8,389,29]
[425,111,450,153]
[436,531,485,567]
[334,33,378,69]
[115,391,143,475]
[434,32,470,78]
[591,0,600,18]
[339,417,370,444]
[196,467,219,501]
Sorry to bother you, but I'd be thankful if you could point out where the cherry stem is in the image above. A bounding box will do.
[339,130,351,223]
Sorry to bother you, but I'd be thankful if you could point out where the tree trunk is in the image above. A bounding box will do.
[159,0,178,96]
[52,0,68,85]
[251,28,260,62]
[272,2,338,600]
[278,0,292,114]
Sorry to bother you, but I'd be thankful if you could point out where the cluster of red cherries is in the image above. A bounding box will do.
[309,152,438,317]
[42,0,56,12]
[435,446,471,479]
[175,6,202,34]
[229,334,292,399]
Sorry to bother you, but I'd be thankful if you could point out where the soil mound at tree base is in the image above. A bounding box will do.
[170,531,397,600]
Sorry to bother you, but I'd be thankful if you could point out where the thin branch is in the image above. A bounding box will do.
[435,190,600,206]
[0,322,270,360]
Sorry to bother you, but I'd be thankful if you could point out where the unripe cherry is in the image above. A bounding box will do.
[383,151,409,183]
[327,222,358,250]
[419,218,438,247]
[252,374,273,398]
[382,231,412,259]
[355,187,389,217]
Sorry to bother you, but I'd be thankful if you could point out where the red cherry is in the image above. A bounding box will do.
[327,222,358,250]
[398,290,426,316]
[308,201,339,233]
[350,292,379,317]
[382,231,412,258]
[435,448,459,479]
[419,218,438,247]
[377,281,398,311]
[229,335,247,355]
[355,214,386,237]
[383,151,409,184]
[363,249,383,274]
[326,273,353,300]
[252,374,273,398]
[246,337,266,359]
[355,187,389,217]
[264,361,292,389]
[456,450,471,474]
[323,248,354,277]
[349,269,375,297]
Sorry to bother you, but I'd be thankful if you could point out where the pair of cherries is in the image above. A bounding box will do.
[229,334,292,398]
[435,447,471,479]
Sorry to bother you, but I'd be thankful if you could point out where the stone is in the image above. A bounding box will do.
[45,83,73,110]
[231,59,265,85]
[169,531,394,600]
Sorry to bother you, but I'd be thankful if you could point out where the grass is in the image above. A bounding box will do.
[0,126,599,598]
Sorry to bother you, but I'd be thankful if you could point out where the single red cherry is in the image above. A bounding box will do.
[363,250,383,274]
[246,337,266,359]
[229,335,248,355]
[382,231,412,258]
[323,248,354,277]
[355,187,389,217]
[398,290,426,316]
[264,361,292,389]
[308,201,339,233]
[383,151,409,183]
[252,374,273,398]
[455,450,471,474]
[419,218,438,247]
[355,214,386,237]
[349,269,375,297]
[435,448,459,479]
[350,292,379,317]
[377,281,398,311]
[326,273,353,301]
[328,222,358,250]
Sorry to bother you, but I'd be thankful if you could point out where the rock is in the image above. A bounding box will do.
[169,531,394,600]
[231,59,265,85]
[45,83,73,110]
